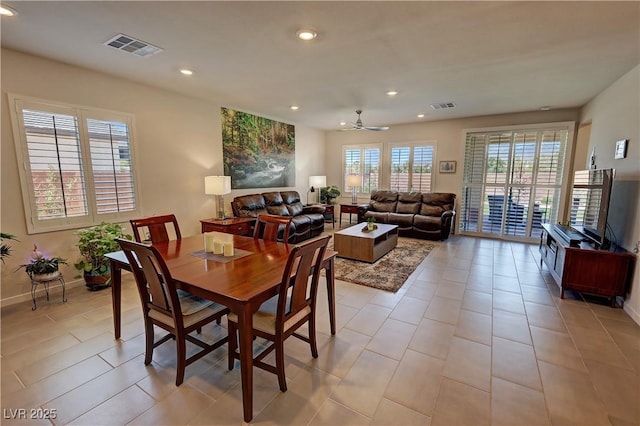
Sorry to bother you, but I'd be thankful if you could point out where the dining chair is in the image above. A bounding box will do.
[116,238,229,386]
[253,214,292,242]
[227,235,330,391]
[130,214,182,244]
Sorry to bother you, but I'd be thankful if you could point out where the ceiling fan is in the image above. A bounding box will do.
[342,109,389,131]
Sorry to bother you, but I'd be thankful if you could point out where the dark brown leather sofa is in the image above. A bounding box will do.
[358,191,456,240]
[230,191,325,243]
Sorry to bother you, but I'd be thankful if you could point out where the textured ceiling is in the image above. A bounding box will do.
[2,1,638,130]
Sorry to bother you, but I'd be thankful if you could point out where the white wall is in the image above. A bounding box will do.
[580,65,640,323]
[0,48,325,304]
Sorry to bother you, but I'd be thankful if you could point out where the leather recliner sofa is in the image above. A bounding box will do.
[230,191,325,243]
[357,191,456,240]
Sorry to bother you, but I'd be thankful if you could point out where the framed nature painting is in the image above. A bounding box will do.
[221,107,295,189]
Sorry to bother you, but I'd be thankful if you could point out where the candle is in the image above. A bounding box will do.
[213,239,224,255]
[204,233,215,252]
[223,241,234,257]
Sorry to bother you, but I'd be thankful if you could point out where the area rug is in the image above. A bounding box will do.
[329,237,436,292]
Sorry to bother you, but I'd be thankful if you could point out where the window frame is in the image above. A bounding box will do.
[459,121,575,241]
[386,141,436,192]
[342,143,382,196]
[9,94,142,234]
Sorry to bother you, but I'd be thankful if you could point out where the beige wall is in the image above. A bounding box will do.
[1,48,325,304]
[325,109,580,209]
[580,65,640,323]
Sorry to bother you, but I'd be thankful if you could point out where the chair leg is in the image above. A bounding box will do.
[144,320,155,365]
[309,314,318,358]
[227,321,237,371]
[276,339,287,392]
[175,331,187,386]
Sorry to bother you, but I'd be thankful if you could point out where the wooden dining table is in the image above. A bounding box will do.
[105,234,337,422]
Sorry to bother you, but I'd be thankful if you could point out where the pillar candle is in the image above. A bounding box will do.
[213,239,224,255]
[204,233,215,252]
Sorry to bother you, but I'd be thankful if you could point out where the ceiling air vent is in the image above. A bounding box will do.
[104,34,162,57]
[430,102,456,110]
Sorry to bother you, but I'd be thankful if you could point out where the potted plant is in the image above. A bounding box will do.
[1,232,18,263]
[74,222,132,290]
[366,216,377,231]
[17,244,67,280]
[320,185,341,205]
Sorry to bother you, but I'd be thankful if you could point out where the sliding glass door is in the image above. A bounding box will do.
[460,126,570,240]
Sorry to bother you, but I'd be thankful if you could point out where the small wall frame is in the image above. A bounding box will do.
[439,160,457,173]
[614,139,628,159]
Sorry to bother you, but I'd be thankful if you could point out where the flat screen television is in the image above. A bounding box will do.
[569,168,614,248]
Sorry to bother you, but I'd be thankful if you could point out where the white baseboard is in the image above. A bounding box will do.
[623,303,640,326]
[1,278,86,308]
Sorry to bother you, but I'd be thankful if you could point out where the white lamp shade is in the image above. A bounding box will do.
[204,176,231,195]
[309,175,326,189]
[346,174,362,187]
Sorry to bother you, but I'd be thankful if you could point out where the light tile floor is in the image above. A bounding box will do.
[1,235,639,425]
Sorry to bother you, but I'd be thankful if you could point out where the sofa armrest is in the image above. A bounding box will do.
[357,204,370,223]
[442,210,456,219]
[302,204,326,215]
[441,209,456,239]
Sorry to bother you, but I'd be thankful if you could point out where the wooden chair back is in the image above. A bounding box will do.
[253,214,292,242]
[130,214,182,244]
[276,235,330,330]
[116,238,179,318]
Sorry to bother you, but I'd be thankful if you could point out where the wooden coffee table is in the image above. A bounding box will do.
[334,223,398,263]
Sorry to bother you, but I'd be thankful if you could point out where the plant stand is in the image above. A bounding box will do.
[29,271,66,310]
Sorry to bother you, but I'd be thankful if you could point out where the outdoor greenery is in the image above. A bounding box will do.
[1,232,17,263]
[17,245,66,275]
[74,222,132,275]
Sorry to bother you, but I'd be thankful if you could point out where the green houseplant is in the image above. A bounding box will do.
[320,185,341,205]
[17,245,66,279]
[74,222,132,290]
[1,232,18,264]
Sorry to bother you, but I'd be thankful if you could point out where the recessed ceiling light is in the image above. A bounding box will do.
[540,106,551,111]
[417,114,425,118]
[180,69,193,76]
[386,91,398,96]
[340,121,346,126]
[0,5,17,16]
[296,29,317,41]
[290,105,299,110]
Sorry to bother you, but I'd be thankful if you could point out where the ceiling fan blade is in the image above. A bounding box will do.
[336,110,390,131]
[363,126,389,131]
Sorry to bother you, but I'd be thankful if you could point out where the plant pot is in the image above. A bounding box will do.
[84,268,111,291]
[31,271,61,281]
[367,222,375,231]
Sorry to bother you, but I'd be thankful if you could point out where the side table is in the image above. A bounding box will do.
[339,204,360,226]
[323,204,335,229]
[200,217,255,236]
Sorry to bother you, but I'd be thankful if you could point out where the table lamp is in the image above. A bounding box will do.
[346,174,362,204]
[205,176,231,219]
[309,175,326,204]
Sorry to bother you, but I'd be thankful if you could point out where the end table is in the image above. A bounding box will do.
[339,204,360,226]
[200,217,255,236]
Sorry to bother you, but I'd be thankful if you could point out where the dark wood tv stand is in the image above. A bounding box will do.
[539,224,635,306]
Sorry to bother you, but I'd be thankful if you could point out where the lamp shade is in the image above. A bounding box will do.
[309,175,326,189]
[346,174,362,187]
[204,176,231,195]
